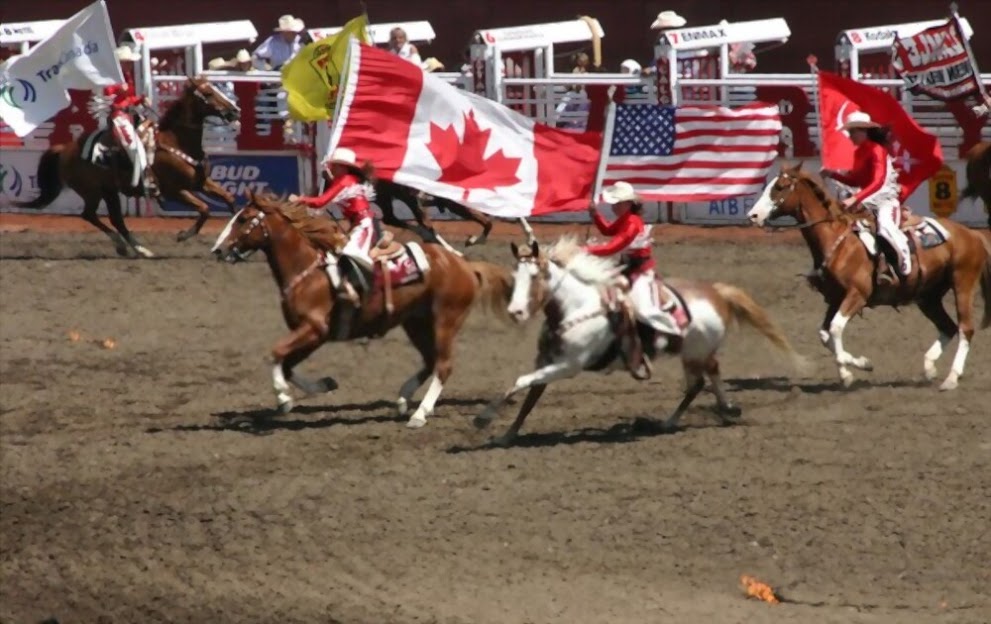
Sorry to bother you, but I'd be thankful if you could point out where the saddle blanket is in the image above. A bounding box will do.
[655,282,692,331]
[853,217,950,256]
[373,242,431,287]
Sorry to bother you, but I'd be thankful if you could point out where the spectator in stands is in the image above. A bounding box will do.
[388,28,422,66]
[729,42,757,73]
[422,58,445,73]
[620,59,646,97]
[973,92,991,117]
[651,10,687,32]
[571,52,591,74]
[252,15,305,70]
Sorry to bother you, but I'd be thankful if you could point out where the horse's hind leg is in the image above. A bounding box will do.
[104,191,153,258]
[705,356,741,421]
[202,178,235,214]
[940,275,978,391]
[406,301,471,429]
[396,315,437,417]
[80,191,129,257]
[660,362,706,431]
[444,202,492,247]
[918,295,957,382]
[175,189,212,243]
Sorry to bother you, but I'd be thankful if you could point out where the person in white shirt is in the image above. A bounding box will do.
[388,28,422,66]
[252,15,305,70]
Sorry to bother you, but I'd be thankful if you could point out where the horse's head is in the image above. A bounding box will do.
[210,191,274,262]
[747,162,822,226]
[507,240,548,323]
[187,76,241,125]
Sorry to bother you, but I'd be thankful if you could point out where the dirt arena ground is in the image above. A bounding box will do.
[2,216,989,624]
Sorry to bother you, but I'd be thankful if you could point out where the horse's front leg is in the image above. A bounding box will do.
[270,324,324,414]
[175,189,212,243]
[202,177,236,212]
[491,384,547,447]
[818,300,840,353]
[829,291,872,387]
[473,360,581,429]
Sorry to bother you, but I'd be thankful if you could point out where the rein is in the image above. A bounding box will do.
[529,257,607,337]
[281,253,326,300]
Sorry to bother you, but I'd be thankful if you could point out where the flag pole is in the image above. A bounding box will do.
[588,86,617,239]
[949,2,988,101]
[806,55,823,155]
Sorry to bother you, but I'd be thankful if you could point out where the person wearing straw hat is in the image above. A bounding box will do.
[289,147,378,337]
[650,10,687,30]
[586,182,683,379]
[821,111,911,284]
[251,15,305,70]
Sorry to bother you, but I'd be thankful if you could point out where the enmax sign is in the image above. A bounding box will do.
[159,154,301,214]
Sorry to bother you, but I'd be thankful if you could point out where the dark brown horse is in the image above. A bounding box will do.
[748,163,991,390]
[961,140,991,230]
[14,77,241,257]
[210,191,514,428]
[374,179,536,248]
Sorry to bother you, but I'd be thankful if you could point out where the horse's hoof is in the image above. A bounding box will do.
[719,403,743,418]
[473,415,493,430]
[923,363,939,382]
[176,230,193,243]
[396,397,409,417]
[465,235,479,247]
[277,400,294,415]
[859,359,874,372]
[490,434,515,448]
[839,371,855,388]
[939,378,959,392]
[134,245,155,259]
[406,414,427,429]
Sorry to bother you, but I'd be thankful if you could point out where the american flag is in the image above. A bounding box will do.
[602,102,782,202]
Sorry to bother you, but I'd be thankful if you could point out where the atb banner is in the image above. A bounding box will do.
[890,16,981,101]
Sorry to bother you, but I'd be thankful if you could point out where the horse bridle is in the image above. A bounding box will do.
[519,254,606,336]
[763,176,834,231]
[227,211,269,262]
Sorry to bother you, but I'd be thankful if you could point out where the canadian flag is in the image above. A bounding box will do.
[818,71,943,201]
[327,40,602,218]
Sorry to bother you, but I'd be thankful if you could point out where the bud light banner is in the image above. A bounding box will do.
[158,153,303,215]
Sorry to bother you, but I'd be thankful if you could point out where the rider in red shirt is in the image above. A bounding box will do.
[102,80,157,196]
[586,181,683,379]
[290,147,378,339]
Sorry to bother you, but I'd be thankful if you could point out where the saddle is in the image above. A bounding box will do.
[369,231,408,315]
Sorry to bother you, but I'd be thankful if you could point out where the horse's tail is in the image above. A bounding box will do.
[979,235,991,330]
[12,148,64,209]
[712,282,807,369]
[468,260,514,321]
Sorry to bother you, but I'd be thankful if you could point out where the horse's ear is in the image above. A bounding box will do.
[510,242,520,259]
[795,160,805,171]
[530,240,539,257]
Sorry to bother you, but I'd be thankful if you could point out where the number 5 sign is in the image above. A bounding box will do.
[928,164,958,218]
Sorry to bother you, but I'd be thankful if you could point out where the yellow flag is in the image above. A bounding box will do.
[281,15,369,121]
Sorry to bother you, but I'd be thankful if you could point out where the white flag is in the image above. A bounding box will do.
[0,0,123,137]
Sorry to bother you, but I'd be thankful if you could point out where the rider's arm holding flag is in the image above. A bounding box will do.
[588,202,625,236]
[823,142,887,207]
[293,174,354,213]
[585,210,640,256]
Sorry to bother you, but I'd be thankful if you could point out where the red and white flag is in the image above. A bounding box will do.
[890,17,981,101]
[328,40,602,218]
[818,71,943,200]
[601,102,781,202]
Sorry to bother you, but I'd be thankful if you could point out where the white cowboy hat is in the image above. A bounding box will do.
[421,57,445,72]
[324,147,358,167]
[601,181,640,204]
[842,111,881,131]
[275,15,304,32]
[115,45,141,62]
[207,57,230,70]
[620,59,642,74]
[651,10,687,30]
[234,49,251,64]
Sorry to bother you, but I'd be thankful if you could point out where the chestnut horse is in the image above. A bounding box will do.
[210,191,514,428]
[472,237,802,446]
[748,163,991,390]
[961,141,990,230]
[14,77,241,257]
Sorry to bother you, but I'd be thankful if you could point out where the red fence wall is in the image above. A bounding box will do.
[8,0,990,75]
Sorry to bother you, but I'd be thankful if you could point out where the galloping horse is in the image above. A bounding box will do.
[14,77,241,257]
[747,163,991,390]
[210,191,514,428]
[472,237,801,446]
[961,141,990,230]
[374,179,537,248]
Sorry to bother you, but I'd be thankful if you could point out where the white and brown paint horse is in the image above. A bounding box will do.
[472,237,802,445]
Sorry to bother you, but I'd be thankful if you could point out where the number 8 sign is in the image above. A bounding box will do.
[928,164,958,218]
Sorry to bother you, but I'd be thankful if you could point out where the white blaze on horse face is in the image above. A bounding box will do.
[748,176,778,226]
[507,261,537,322]
[211,209,244,253]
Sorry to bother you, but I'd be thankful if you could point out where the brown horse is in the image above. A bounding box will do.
[210,191,514,428]
[14,77,241,257]
[961,140,991,230]
[748,163,991,390]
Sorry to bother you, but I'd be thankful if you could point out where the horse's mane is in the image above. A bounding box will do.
[547,235,623,286]
[253,192,345,252]
[795,170,856,225]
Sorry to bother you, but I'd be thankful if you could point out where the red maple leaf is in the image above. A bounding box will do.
[426,110,522,201]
